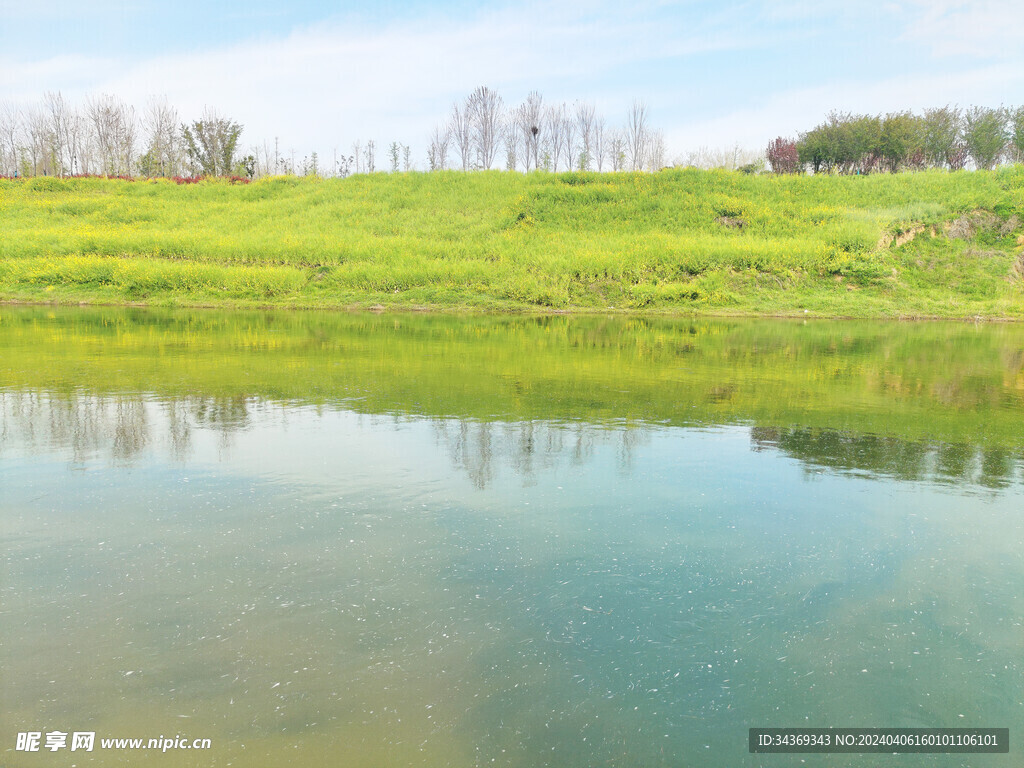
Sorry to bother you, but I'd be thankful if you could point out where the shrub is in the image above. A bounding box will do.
[963,107,1007,171]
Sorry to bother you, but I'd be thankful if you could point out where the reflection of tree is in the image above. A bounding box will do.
[453,420,494,490]
[430,418,649,489]
[979,446,1015,489]
[164,399,193,460]
[112,397,150,462]
[0,392,252,465]
[3,392,122,464]
[512,420,538,481]
[2,390,651,487]
[192,396,251,431]
[570,427,595,466]
[616,427,650,474]
[751,426,1023,489]
[5,389,1020,491]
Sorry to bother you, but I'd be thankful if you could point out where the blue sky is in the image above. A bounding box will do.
[2,0,1022,165]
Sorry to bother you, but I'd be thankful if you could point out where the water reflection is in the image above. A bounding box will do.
[4,389,1023,492]
[2,307,1024,768]
[1,390,658,489]
[430,419,652,489]
[751,426,1024,490]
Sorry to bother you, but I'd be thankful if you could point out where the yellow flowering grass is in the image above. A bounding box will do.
[1,168,1022,316]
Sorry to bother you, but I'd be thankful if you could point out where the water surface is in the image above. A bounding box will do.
[2,307,1022,767]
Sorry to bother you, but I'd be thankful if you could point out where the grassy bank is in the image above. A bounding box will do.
[2,168,1023,316]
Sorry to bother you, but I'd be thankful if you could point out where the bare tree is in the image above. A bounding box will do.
[607,129,627,171]
[543,103,565,171]
[251,137,285,176]
[86,94,136,176]
[626,100,649,171]
[85,95,113,174]
[66,107,87,175]
[575,101,596,171]
[427,124,450,171]
[0,102,22,176]
[560,106,577,171]
[352,140,362,174]
[466,85,504,169]
[514,91,543,172]
[139,97,180,177]
[25,107,54,176]
[646,129,666,171]
[364,139,375,173]
[256,141,272,177]
[43,91,77,175]
[504,129,518,171]
[449,101,472,171]
[592,114,606,171]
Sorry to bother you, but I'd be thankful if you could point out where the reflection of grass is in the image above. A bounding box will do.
[3,306,1023,455]
[1,168,1023,316]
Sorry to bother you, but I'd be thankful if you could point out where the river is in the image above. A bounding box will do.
[2,307,1021,767]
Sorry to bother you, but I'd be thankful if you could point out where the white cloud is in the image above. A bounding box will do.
[3,0,1021,164]
[1,0,758,162]
[895,0,1024,57]
[0,55,122,101]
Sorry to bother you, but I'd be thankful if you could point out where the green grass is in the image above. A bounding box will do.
[2,168,1023,317]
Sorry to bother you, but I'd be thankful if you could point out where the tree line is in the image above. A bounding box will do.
[0,87,669,179]
[768,106,1024,174]
[0,94,254,179]
[8,91,1024,180]
[425,86,666,172]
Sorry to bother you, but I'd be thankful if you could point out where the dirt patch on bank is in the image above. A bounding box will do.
[716,215,746,230]
[877,225,927,250]
[947,211,1021,240]
[1012,254,1024,284]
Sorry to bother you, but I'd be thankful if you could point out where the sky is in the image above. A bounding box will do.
[2,0,1023,167]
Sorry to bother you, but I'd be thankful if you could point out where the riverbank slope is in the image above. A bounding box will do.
[2,168,1022,317]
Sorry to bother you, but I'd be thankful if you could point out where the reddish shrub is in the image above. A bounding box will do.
[767,137,800,174]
